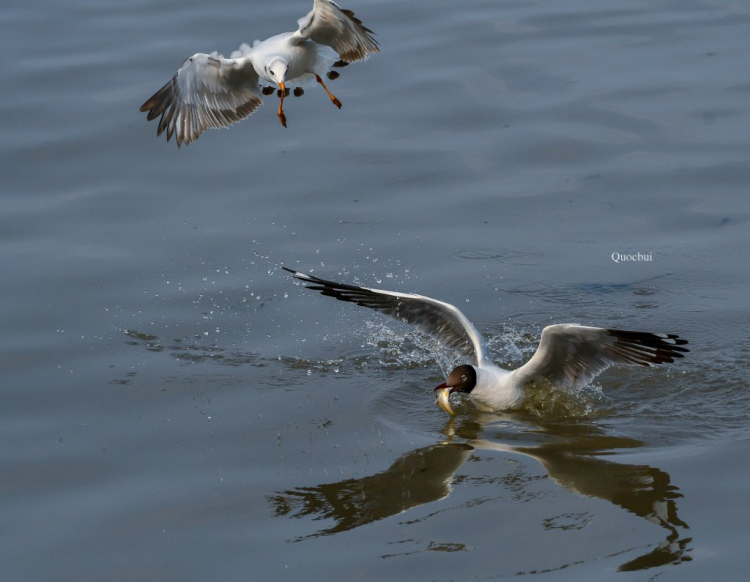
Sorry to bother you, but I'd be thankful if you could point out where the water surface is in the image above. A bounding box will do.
[1,0,749,580]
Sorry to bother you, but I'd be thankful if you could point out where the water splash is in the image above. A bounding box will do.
[358,320,609,421]
[516,380,608,419]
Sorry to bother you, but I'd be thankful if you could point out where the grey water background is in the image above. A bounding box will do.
[2,0,750,579]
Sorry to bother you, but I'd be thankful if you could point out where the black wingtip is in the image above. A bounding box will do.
[282,266,314,283]
[607,328,690,367]
[282,266,310,278]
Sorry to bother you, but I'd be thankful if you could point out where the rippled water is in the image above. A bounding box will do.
[2,0,749,580]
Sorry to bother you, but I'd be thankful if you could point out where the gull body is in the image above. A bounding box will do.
[472,366,521,410]
[140,0,379,146]
[251,32,319,87]
[284,268,689,414]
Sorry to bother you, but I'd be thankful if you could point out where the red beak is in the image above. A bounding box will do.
[433,382,447,392]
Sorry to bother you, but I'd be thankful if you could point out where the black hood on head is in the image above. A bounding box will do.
[446,365,476,394]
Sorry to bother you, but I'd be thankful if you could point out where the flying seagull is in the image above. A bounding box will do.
[140,0,379,147]
[283,268,689,414]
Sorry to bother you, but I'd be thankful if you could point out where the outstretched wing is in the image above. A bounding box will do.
[513,324,689,389]
[140,52,262,147]
[284,268,490,366]
[294,0,379,62]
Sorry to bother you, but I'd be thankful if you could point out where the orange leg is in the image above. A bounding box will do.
[277,81,287,127]
[315,74,342,109]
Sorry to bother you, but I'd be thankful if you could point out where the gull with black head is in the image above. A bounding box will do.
[140,0,379,147]
[283,268,689,415]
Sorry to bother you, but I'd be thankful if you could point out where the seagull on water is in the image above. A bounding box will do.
[140,0,379,147]
[283,268,689,415]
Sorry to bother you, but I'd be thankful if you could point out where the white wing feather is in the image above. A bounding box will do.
[294,0,379,62]
[284,268,490,366]
[140,52,262,147]
[513,324,689,389]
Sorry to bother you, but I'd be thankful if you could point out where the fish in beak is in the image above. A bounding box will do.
[434,383,455,416]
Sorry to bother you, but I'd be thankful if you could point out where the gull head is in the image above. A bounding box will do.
[433,365,477,415]
[267,59,289,85]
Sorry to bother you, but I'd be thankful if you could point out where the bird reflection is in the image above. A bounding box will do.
[269,416,691,571]
[270,442,474,536]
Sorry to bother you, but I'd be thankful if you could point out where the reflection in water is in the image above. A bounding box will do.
[468,418,692,571]
[269,417,691,571]
[270,442,473,537]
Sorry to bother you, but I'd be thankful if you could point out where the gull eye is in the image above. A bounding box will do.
[461,375,467,382]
